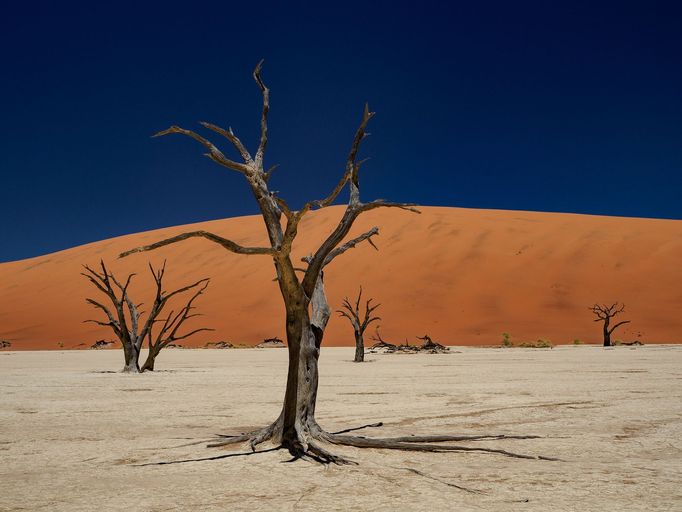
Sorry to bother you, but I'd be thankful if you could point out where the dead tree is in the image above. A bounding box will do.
[590,303,631,347]
[119,62,551,464]
[416,335,449,353]
[338,287,381,362]
[141,276,211,371]
[83,260,211,372]
[369,327,397,352]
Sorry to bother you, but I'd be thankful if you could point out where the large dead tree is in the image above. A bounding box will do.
[590,303,631,347]
[83,260,211,372]
[119,62,551,464]
[338,287,381,362]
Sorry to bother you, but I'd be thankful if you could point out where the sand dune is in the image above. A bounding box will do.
[1,206,681,349]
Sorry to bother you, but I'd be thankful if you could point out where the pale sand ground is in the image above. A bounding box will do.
[1,346,681,511]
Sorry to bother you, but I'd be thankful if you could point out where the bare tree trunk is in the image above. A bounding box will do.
[603,321,611,347]
[279,305,320,452]
[122,342,140,373]
[354,331,364,362]
[141,346,160,372]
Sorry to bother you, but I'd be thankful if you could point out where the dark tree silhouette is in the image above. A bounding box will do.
[83,260,211,372]
[338,287,381,362]
[119,62,551,464]
[589,303,631,347]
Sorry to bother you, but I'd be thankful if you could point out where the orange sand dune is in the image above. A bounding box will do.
[1,206,681,349]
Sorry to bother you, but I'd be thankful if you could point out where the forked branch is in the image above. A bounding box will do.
[84,260,211,372]
[153,126,251,174]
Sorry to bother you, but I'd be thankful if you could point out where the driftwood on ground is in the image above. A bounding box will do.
[205,341,234,349]
[368,330,449,354]
[256,337,286,348]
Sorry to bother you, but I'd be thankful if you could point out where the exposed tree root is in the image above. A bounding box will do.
[304,441,357,465]
[351,434,541,443]
[323,432,560,461]
[205,420,558,464]
[142,422,555,468]
[208,419,282,450]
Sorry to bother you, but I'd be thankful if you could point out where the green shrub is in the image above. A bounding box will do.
[501,332,513,347]
[573,339,582,345]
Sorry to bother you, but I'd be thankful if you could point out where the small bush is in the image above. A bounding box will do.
[501,332,513,347]
[519,339,553,348]
[573,339,582,345]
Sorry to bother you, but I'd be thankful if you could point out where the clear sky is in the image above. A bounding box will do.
[1,1,681,262]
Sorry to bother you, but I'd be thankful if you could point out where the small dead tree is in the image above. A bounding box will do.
[589,303,631,347]
[338,287,381,362]
[119,62,551,464]
[142,279,211,371]
[82,260,211,372]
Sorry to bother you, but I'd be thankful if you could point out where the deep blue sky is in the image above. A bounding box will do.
[1,1,681,262]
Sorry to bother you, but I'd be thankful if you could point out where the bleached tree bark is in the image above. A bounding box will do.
[119,62,552,464]
[83,261,211,372]
[338,287,381,362]
[590,303,631,347]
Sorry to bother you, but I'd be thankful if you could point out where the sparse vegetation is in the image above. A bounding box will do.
[519,339,553,349]
[573,339,582,345]
[613,340,644,347]
[501,332,513,347]
[0,340,11,349]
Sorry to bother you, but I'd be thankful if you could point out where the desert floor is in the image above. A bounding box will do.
[1,346,681,511]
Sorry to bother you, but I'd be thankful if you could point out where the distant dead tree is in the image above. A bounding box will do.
[82,260,211,372]
[119,62,550,464]
[338,287,381,362]
[590,303,631,347]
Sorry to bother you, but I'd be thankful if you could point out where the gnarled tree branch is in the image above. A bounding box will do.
[153,126,251,174]
[119,231,275,259]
